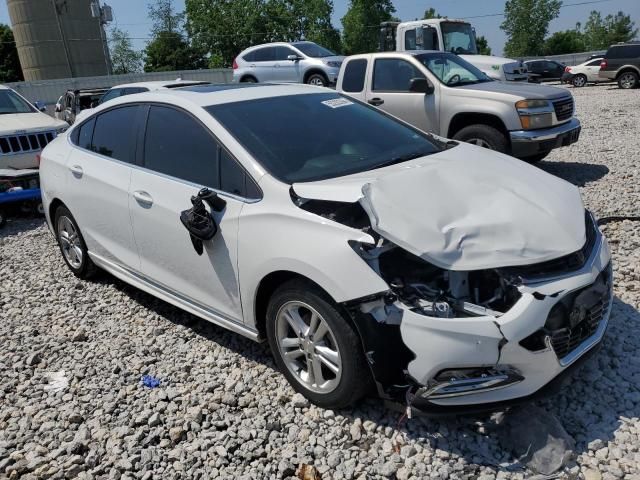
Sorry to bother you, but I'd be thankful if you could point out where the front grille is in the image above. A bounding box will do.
[500,211,596,281]
[0,130,56,155]
[553,97,574,121]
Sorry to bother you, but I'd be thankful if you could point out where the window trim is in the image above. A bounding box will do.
[372,57,426,93]
[139,102,263,203]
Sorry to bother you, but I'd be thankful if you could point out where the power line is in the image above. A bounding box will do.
[460,0,613,19]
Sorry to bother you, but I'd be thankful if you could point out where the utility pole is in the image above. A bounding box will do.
[91,0,113,75]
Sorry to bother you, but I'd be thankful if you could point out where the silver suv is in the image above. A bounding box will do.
[232,41,344,86]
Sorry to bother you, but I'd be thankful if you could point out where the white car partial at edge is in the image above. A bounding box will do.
[0,85,68,169]
[39,84,612,412]
[566,58,605,87]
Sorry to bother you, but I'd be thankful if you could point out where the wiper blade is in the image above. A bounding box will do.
[366,151,433,171]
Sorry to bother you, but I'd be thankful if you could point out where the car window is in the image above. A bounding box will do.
[254,47,275,62]
[0,89,37,114]
[220,148,254,197]
[99,89,121,104]
[143,105,220,188]
[206,92,444,183]
[292,42,336,58]
[91,106,141,163]
[607,45,640,59]
[342,59,368,93]
[124,87,148,95]
[417,52,489,86]
[586,59,602,66]
[275,46,297,61]
[243,50,256,62]
[373,58,425,91]
[77,118,95,150]
[65,94,73,109]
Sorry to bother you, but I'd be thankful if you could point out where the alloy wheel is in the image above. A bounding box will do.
[308,77,325,86]
[57,215,83,269]
[619,73,636,89]
[573,75,587,87]
[275,301,342,394]
[467,138,492,149]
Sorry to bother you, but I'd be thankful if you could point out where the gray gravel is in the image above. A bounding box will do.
[1,85,639,480]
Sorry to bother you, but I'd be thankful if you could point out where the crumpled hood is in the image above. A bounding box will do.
[293,143,586,270]
[0,112,67,135]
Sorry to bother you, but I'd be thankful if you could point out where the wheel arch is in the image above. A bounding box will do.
[303,68,328,84]
[615,66,640,79]
[48,198,66,225]
[240,74,258,83]
[447,112,509,139]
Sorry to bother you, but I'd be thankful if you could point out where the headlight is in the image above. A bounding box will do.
[324,61,342,68]
[515,99,553,130]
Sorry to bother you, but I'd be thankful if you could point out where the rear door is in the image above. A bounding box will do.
[129,104,256,321]
[365,57,439,134]
[252,46,278,82]
[64,105,144,269]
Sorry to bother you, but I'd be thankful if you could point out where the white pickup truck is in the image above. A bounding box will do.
[0,85,68,169]
[379,19,529,82]
[336,51,581,162]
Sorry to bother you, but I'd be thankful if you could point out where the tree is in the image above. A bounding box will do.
[0,24,23,83]
[341,0,396,55]
[185,0,342,68]
[423,8,440,20]
[144,0,206,71]
[543,29,585,55]
[476,35,492,55]
[109,28,143,74]
[501,0,562,57]
[583,10,637,50]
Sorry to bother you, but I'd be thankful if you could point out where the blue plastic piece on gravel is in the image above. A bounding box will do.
[141,375,161,388]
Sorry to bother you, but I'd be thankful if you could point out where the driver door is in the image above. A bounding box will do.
[129,105,247,322]
[365,57,439,135]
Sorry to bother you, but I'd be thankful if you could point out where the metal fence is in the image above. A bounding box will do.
[520,50,607,66]
[4,68,233,106]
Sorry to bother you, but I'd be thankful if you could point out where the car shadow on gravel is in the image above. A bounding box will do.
[0,216,45,237]
[537,161,609,187]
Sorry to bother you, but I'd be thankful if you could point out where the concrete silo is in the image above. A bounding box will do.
[7,0,112,80]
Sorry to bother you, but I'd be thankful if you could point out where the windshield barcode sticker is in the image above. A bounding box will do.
[321,98,353,109]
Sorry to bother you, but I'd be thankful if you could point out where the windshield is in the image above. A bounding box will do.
[0,90,36,114]
[416,52,491,86]
[441,22,478,55]
[206,93,444,183]
[292,42,336,58]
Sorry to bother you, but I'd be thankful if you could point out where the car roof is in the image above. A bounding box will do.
[108,80,209,90]
[93,83,331,110]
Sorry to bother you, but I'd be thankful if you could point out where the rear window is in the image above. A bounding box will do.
[206,93,444,183]
[607,44,640,59]
[342,59,367,93]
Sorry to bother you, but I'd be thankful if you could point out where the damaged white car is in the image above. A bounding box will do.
[39,84,612,412]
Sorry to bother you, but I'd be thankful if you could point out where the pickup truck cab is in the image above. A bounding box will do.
[336,51,581,162]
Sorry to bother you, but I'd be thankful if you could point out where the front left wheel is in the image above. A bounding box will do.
[265,280,372,409]
[306,73,328,87]
[54,206,97,279]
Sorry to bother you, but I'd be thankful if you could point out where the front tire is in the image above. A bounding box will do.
[266,280,372,409]
[452,124,508,154]
[54,206,97,279]
[618,71,638,89]
[572,74,587,87]
[306,73,328,87]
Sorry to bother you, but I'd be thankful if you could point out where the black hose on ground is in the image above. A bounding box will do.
[597,215,640,225]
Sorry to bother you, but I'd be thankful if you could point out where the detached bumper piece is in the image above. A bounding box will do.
[417,367,524,400]
[510,117,581,158]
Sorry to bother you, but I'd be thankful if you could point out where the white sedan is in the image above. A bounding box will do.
[39,84,612,412]
[566,58,605,87]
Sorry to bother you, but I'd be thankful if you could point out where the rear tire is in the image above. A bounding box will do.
[54,206,97,279]
[240,76,257,83]
[572,74,587,87]
[265,279,372,409]
[306,73,328,87]
[452,124,509,154]
[618,71,638,89]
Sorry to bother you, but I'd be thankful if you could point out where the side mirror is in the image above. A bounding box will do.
[287,54,301,61]
[408,77,434,94]
[34,100,47,112]
[179,188,227,255]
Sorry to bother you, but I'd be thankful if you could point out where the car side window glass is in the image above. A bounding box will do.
[100,89,121,104]
[586,60,601,66]
[220,149,247,196]
[254,47,275,62]
[630,45,640,57]
[144,106,220,188]
[243,50,256,62]
[91,106,140,162]
[125,87,148,95]
[76,118,95,150]
[373,58,425,92]
[342,59,367,93]
[275,46,296,61]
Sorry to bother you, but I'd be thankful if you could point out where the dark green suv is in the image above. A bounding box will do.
[599,42,640,89]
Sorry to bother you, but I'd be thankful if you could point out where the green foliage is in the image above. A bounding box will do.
[185,0,342,68]
[501,0,562,57]
[543,29,585,55]
[583,10,637,50]
[476,35,492,55]
[423,8,440,20]
[109,28,143,74]
[145,0,206,72]
[341,0,396,55]
[0,24,23,83]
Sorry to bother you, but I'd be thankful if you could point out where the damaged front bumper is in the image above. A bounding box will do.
[349,221,612,414]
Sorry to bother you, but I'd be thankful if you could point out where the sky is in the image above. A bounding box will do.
[1,0,638,56]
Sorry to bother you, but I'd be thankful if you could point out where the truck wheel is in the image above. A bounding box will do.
[618,71,638,89]
[572,74,587,87]
[265,279,372,409]
[453,125,508,154]
[306,73,328,87]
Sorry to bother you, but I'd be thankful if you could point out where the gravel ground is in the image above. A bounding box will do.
[1,85,639,480]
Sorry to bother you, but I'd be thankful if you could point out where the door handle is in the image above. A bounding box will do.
[133,190,153,207]
[69,165,83,177]
[368,98,384,106]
